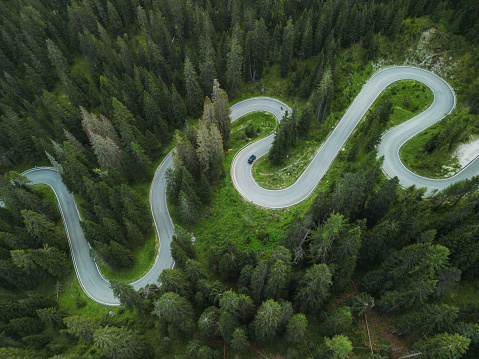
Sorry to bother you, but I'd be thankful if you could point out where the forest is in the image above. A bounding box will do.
[0,0,479,358]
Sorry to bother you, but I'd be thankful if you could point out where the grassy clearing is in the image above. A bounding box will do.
[252,79,433,190]
[229,111,277,148]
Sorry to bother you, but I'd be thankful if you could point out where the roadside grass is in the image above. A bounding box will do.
[231,64,296,109]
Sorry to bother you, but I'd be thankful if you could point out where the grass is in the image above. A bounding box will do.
[400,107,479,178]
[252,79,434,190]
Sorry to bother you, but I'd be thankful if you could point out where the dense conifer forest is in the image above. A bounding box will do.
[1,0,479,358]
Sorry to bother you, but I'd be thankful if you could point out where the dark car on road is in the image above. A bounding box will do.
[248,155,256,164]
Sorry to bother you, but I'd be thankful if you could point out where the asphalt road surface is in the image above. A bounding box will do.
[18,66,477,305]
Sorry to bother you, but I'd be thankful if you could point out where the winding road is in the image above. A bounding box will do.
[18,66,478,305]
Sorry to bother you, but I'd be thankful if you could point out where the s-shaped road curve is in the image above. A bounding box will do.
[19,66,477,305]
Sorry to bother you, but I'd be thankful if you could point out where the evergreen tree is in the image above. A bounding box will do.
[64,315,99,344]
[251,299,282,344]
[213,89,231,149]
[198,306,220,339]
[295,263,332,312]
[281,19,294,78]
[320,306,352,338]
[395,304,459,337]
[171,84,187,127]
[185,259,207,287]
[110,280,144,312]
[200,174,212,204]
[199,36,217,95]
[321,335,353,359]
[226,35,243,97]
[154,292,195,335]
[264,260,289,300]
[245,19,268,81]
[413,333,470,359]
[36,307,64,330]
[93,326,151,359]
[231,328,249,352]
[286,313,308,344]
[184,56,203,116]
[159,268,193,299]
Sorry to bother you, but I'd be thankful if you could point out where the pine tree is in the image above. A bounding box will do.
[395,304,459,337]
[29,245,70,278]
[413,333,470,359]
[198,306,220,339]
[202,96,215,126]
[209,124,225,180]
[281,19,294,78]
[213,89,231,149]
[200,174,212,204]
[196,122,211,174]
[226,35,243,97]
[231,328,249,352]
[251,261,268,303]
[109,280,144,312]
[245,19,268,81]
[159,268,193,298]
[154,292,195,335]
[184,56,203,116]
[295,263,332,312]
[251,299,282,344]
[171,84,187,127]
[36,307,64,330]
[264,260,289,300]
[286,314,308,344]
[64,315,99,344]
[199,36,217,95]
[185,259,207,287]
[93,326,151,359]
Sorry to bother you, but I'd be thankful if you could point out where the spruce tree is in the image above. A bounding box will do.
[251,299,282,344]
[198,306,220,339]
[413,333,470,359]
[286,314,308,344]
[295,263,332,312]
[109,280,144,312]
[93,326,151,359]
[154,292,195,335]
[280,19,294,78]
[184,56,203,116]
[226,35,243,97]
[213,89,231,149]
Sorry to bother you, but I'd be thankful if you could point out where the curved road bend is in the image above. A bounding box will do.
[18,66,478,305]
[23,155,175,305]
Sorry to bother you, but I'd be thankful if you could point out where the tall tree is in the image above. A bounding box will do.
[251,299,282,344]
[413,333,470,359]
[154,292,195,335]
[295,263,332,312]
[213,89,231,149]
[109,280,145,312]
[184,56,203,116]
[245,19,268,81]
[93,326,151,359]
[280,19,294,78]
[226,35,243,97]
